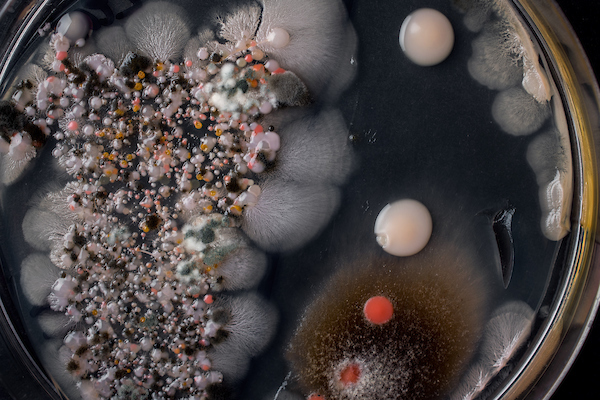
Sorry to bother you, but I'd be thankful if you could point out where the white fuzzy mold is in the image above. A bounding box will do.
[492,86,550,136]
[125,1,191,62]
[262,108,353,185]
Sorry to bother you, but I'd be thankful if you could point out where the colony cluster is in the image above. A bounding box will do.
[10,15,300,400]
[6,0,359,398]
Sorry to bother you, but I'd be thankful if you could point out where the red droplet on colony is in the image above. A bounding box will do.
[339,363,361,386]
[307,394,325,400]
[67,121,79,131]
[363,296,394,325]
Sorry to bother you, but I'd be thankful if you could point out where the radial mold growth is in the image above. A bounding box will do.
[399,8,455,66]
[374,199,433,257]
[458,0,573,241]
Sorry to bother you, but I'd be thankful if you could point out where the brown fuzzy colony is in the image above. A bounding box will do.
[287,247,488,400]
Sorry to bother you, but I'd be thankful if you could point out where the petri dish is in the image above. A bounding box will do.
[0,0,598,399]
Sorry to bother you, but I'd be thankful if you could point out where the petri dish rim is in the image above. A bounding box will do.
[482,1,600,399]
[0,1,598,399]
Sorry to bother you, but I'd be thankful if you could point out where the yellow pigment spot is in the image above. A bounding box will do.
[91,310,98,316]
[215,128,223,136]
[133,105,140,112]
[138,71,146,79]
[200,144,208,152]
[194,121,203,129]
[196,174,203,180]
[134,82,143,91]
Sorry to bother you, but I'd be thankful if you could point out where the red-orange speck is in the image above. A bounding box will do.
[363,295,394,325]
[339,363,361,385]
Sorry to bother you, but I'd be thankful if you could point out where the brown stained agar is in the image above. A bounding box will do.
[287,247,488,400]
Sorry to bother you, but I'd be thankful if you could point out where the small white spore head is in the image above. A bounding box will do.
[400,8,454,66]
[374,199,432,256]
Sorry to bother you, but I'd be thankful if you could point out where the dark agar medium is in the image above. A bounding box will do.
[0,1,597,400]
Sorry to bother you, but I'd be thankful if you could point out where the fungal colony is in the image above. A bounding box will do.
[0,0,573,399]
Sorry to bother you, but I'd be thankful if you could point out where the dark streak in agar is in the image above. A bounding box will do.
[492,207,515,289]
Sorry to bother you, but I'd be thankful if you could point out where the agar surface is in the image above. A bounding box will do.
[0,1,568,399]
[400,8,455,66]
